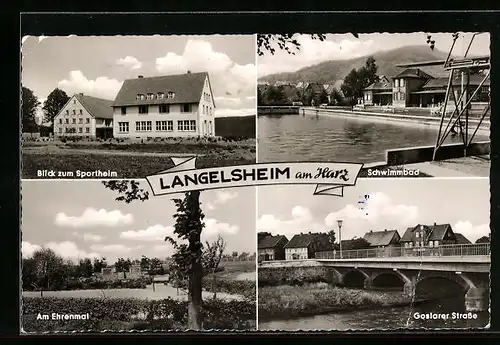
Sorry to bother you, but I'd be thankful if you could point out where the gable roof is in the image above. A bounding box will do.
[394,68,433,80]
[400,223,453,242]
[364,78,392,91]
[363,230,400,247]
[74,94,114,119]
[284,232,332,251]
[422,74,491,89]
[454,233,472,245]
[258,235,288,249]
[112,72,209,107]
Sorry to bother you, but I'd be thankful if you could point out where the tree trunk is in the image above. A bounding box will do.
[187,191,203,330]
[212,268,217,299]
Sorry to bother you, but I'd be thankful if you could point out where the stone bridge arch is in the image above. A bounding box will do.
[342,268,371,288]
[370,269,412,293]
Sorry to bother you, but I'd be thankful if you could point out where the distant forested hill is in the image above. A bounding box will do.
[259,45,451,85]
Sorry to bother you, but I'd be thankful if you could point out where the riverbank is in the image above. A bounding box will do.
[258,283,415,321]
[22,296,256,332]
[301,107,490,136]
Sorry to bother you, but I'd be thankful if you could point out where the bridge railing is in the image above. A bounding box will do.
[315,243,490,260]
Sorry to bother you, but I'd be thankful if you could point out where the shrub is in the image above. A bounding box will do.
[22,296,255,332]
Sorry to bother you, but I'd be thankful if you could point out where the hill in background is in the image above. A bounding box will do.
[259,45,452,85]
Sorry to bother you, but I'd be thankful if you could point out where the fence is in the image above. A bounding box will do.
[315,243,490,260]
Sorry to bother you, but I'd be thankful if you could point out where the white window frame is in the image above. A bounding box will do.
[147,93,155,100]
[189,120,196,132]
[118,122,129,133]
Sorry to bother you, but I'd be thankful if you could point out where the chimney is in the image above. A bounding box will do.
[370,230,373,233]
[384,229,387,232]
[434,222,437,226]
[187,70,191,74]
[78,93,83,96]
[300,232,303,235]
[138,75,144,78]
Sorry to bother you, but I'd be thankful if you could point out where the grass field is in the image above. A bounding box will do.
[22,138,256,179]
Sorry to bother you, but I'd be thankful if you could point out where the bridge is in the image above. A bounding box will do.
[259,243,490,312]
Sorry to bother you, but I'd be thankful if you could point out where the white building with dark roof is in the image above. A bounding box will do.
[53,93,114,139]
[112,72,216,138]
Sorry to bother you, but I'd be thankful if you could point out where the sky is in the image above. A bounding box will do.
[257,178,490,244]
[258,32,491,77]
[21,35,256,123]
[21,180,256,263]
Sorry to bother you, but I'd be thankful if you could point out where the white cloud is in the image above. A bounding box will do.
[58,70,123,100]
[90,243,141,254]
[258,34,376,77]
[55,207,134,228]
[453,221,490,243]
[116,56,143,70]
[21,241,41,257]
[155,40,256,117]
[202,218,239,240]
[202,190,238,210]
[120,224,174,242]
[258,205,324,238]
[324,192,419,239]
[72,232,104,242]
[46,241,101,261]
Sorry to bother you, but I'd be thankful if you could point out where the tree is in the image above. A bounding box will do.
[257,87,264,106]
[21,86,40,133]
[302,88,313,106]
[202,235,227,299]
[343,238,371,250]
[92,258,107,273]
[103,180,207,330]
[263,85,287,106]
[140,255,151,271]
[318,88,329,105]
[476,235,490,244]
[31,248,66,295]
[114,258,132,277]
[77,258,94,278]
[232,251,238,258]
[341,57,379,105]
[257,34,326,56]
[329,88,345,106]
[42,88,69,128]
[327,230,336,248]
[258,232,272,244]
[149,257,162,292]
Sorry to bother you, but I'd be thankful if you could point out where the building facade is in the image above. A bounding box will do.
[53,93,114,139]
[112,72,216,138]
[284,232,332,260]
[400,223,462,248]
[258,235,288,261]
[362,68,490,109]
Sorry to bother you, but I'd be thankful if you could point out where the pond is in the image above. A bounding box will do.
[257,113,489,163]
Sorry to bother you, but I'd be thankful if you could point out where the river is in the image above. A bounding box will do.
[257,113,489,163]
[258,296,489,330]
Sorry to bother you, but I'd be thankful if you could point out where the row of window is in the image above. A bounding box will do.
[59,118,90,124]
[65,109,83,115]
[202,104,213,116]
[394,78,406,87]
[136,92,175,101]
[117,120,199,133]
[121,104,192,115]
[404,240,440,248]
[58,127,91,134]
[203,92,211,102]
[394,92,406,101]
